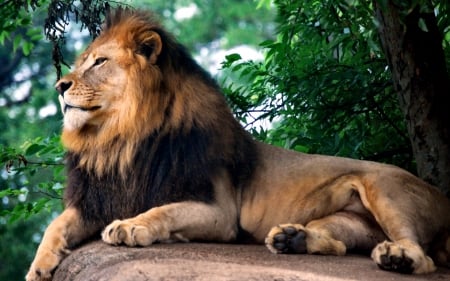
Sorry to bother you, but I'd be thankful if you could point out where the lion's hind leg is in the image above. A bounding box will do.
[265,211,386,256]
[354,172,450,274]
[370,227,448,274]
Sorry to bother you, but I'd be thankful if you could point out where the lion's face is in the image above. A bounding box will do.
[56,13,164,138]
[57,41,128,131]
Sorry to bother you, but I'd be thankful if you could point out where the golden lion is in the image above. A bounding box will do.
[27,8,450,280]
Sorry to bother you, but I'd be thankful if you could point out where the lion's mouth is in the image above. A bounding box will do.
[64,104,101,113]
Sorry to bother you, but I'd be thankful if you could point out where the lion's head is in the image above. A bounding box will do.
[55,8,243,177]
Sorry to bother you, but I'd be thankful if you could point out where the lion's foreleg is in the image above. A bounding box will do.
[26,207,90,281]
[102,201,238,246]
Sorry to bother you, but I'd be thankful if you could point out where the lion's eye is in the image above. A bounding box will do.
[93,57,107,67]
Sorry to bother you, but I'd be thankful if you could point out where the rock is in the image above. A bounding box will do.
[54,241,450,281]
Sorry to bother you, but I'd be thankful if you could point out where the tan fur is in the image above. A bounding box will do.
[102,170,239,246]
[59,30,166,177]
[27,9,450,281]
[266,223,347,256]
[371,240,436,274]
[26,208,88,281]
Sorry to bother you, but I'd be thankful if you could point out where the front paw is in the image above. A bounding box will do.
[26,249,62,281]
[102,219,154,246]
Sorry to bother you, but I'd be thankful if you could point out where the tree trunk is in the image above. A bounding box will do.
[374,0,450,196]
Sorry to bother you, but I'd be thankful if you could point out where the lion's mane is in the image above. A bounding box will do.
[63,9,257,228]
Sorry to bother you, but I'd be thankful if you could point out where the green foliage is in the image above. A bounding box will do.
[0,136,64,279]
[132,0,275,50]
[0,0,45,55]
[222,0,415,170]
[43,0,130,78]
[0,5,64,277]
[0,216,46,280]
[1,136,65,223]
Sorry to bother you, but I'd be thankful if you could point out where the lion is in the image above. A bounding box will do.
[26,8,450,281]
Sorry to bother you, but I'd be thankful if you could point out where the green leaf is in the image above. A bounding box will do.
[418,18,429,32]
[22,41,33,56]
[26,28,43,41]
[13,34,22,53]
[225,53,242,63]
[25,143,45,156]
[0,189,24,198]
[0,30,10,45]
[259,39,275,48]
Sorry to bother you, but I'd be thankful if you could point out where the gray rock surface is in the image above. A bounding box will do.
[53,241,450,281]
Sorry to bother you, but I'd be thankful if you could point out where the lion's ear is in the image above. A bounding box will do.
[137,31,162,64]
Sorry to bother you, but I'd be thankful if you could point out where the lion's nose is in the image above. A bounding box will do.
[55,80,73,96]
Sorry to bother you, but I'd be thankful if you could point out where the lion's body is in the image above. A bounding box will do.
[27,8,450,281]
[243,143,450,243]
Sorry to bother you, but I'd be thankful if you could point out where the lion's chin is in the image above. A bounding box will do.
[63,110,93,131]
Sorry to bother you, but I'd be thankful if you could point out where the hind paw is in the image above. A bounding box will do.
[371,240,436,274]
[265,223,346,256]
[265,224,307,254]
